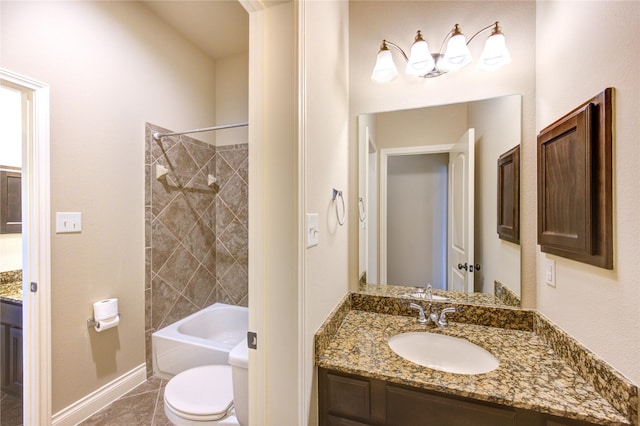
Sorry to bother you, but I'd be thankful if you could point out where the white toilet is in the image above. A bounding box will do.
[163,339,249,426]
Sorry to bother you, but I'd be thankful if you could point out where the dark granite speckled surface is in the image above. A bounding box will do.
[494,280,521,307]
[315,291,636,426]
[0,270,22,303]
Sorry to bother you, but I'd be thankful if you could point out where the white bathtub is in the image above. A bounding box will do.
[152,303,248,379]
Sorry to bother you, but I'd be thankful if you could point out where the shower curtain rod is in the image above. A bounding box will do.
[152,122,249,141]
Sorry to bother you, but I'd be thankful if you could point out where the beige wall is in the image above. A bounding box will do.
[536,1,640,385]
[376,104,468,150]
[0,1,217,412]
[348,1,537,307]
[468,95,521,296]
[216,52,249,147]
[302,1,350,424]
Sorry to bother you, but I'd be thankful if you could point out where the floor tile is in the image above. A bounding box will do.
[0,391,23,426]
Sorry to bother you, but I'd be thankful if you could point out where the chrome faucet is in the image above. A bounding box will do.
[409,303,428,324]
[416,283,433,300]
[437,307,457,327]
[409,303,458,327]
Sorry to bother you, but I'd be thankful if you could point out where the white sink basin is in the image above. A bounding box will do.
[388,332,499,375]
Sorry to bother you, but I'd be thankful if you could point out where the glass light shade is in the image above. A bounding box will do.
[478,33,511,71]
[441,33,472,72]
[371,49,398,83]
[406,40,435,76]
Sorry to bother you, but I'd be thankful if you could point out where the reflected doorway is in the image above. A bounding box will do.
[386,153,448,288]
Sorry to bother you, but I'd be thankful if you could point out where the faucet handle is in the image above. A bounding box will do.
[408,302,428,324]
[437,307,457,327]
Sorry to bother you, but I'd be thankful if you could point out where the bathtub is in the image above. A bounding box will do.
[152,303,248,379]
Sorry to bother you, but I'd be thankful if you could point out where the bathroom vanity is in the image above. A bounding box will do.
[0,270,23,397]
[315,289,636,426]
[319,367,599,426]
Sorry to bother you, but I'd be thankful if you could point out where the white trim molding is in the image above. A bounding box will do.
[379,144,454,284]
[1,68,52,426]
[51,364,146,426]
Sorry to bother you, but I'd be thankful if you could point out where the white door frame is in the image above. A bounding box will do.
[241,1,300,425]
[1,68,52,425]
[379,144,454,285]
[366,130,378,283]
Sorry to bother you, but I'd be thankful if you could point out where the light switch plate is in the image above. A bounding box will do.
[56,212,82,233]
[306,213,319,248]
[545,258,556,287]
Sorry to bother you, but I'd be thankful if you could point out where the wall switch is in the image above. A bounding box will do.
[306,213,319,248]
[544,258,556,287]
[56,212,82,233]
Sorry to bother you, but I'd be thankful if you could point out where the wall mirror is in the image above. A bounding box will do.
[358,95,522,305]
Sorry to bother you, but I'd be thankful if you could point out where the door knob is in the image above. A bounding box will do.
[457,263,468,271]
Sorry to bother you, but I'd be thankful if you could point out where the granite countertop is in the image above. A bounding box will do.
[0,270,23,304]
[316,307,632,426]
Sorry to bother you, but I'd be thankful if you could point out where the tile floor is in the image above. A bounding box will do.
[0,377,172,426]
[79,376,171,426]
[0,391,23,426]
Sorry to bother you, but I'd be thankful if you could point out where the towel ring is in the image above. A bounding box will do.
[358,197,366,222]
[332,188,346,226]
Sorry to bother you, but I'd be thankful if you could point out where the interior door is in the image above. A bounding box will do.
[448,129,475,292]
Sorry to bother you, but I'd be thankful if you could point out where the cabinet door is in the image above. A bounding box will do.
[325,373,371,423]
[386,385,516,426]
[7,326,23,396]
[1,324,7,388]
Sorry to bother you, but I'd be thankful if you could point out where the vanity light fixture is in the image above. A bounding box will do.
[371,21,511,83]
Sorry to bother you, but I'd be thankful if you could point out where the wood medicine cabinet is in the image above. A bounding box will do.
[0,167,22,234]
[497,145,520,244]
[537,88,613,269]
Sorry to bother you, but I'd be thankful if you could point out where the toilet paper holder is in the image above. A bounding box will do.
[87,314,120,329]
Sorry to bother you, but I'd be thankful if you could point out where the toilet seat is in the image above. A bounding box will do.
[164,365,234,422]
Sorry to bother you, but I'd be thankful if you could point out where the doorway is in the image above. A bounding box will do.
[386,153,448,288]
[378,129,475,293]
[0,68,52,425]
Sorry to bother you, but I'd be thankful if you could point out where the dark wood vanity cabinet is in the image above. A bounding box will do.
[1,301,23,397]
[319,368,601,426]
[0,169,22,234]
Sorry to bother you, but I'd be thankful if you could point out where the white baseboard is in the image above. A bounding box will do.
[52,363,147,426]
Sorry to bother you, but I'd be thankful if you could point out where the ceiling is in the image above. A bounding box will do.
[142,1,249,60]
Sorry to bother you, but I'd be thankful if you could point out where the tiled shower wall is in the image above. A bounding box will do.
[144,123,248,375]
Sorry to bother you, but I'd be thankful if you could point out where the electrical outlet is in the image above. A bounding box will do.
[545,258,556,287]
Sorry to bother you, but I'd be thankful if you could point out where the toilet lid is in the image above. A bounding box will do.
[164,365,234,420]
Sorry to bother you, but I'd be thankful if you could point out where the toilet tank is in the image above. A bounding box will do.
[229,339,248,426]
